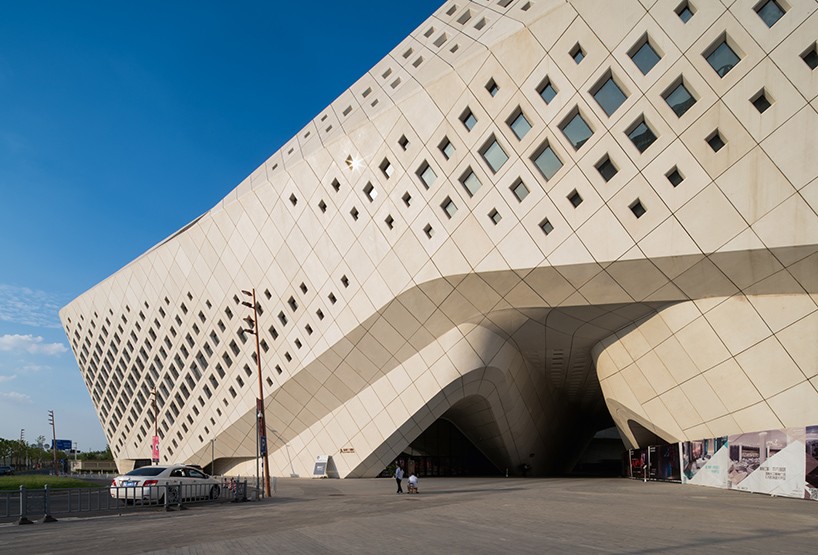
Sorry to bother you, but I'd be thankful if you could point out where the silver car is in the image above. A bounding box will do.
[110,464,220,503]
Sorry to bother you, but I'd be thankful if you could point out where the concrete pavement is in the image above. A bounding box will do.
[1,477,816,554]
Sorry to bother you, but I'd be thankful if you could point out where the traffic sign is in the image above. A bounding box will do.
[52,439,72,451]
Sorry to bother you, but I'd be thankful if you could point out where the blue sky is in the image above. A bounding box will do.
[0,0,442,451]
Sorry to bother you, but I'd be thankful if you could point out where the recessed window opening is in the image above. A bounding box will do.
[460,168,483,197]
[343,106,352,116]
[288,297,298,311]
[538,78,557,104]
[382,68,392,79]
[380,159,393,178]
[341,275,349,288]
[300,282,308,294]
[676,1,694,23]
[399,135,409,150]
[316,309,324,320]
[350,207,359,221]
[475,18,487,30]
[385,215,394,229]
[278,312,288,326]
[332,178,341,192]
[446,5,458,16]
[596,155,618,182]
[402,192,412,206]
[508,109,532,140]
[318,200,327,213]
[423,224,434,238]
[275,364,282,375]
[568,190,583,208]
[294,339,302,349]
[707,130,726,152]
[433,33,448,48]
[480,136,509,173]
[441,197,458,219]
[417,162,437,189]
[498,0,513,6]
[284,352,292,362]
[461,108,477,131]
[362,87,372,98]
[532,142,563,180]
[413,56,424,68]
[521,2,531,11]
[800,44,818,70]
[289,194,298,206]
[627,117,657,153]
[364,182,377,201]
[629,35,661,75]
[560,109,593,150]
[666,167,685,187]
[663,78,696,117]
[269,325,279,339]
[540,218,554,235]
[424,27,435,38]
[705,36,740,78]
[755,0,785,28]
[630,199,647,218]
[751,89,772,113]
[486,78,499,97]
[570,43,585,64]
[511,179,529,202]
[488,209,502,225]
[403,47,414,59]
[450,44,460,53]
[591,72,627,116]
[440,137,455,159]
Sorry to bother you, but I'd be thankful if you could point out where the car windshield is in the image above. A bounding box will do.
[125,467,166,476]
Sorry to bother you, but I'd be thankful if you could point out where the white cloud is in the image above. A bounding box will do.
[0,375,15,383]
[0,334,67,355]
[0,284,66,328]
[0,391,31,403]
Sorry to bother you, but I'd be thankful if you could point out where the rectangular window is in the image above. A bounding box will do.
[508,110,532,140]
[705,37,740,78]
[666,167,684,187]
[629,36,661,75]
[560,110,593,150]
[439,137,455,159]
[676,1,694,23]
[417,162,437,189]
[540,218,554,235]
[627,118,657,153]
[480,137,509,173]
[364,182,377,201]
[538,78,557,104]
[441,197,458,219]
[751,89,772,113]
[460,108,477,131]
[596,155,618,182]
[511,179,529,202]
[756,0,785,28]
[460,169,482,197]
[532,143,563,181]
[592,74,627,117]
[568,190,583,208]
[488,209,502,225]
[663,79,696,117]
[379,159,393,178]
[570,43,585,64]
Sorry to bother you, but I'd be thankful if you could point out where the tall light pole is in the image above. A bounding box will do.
[241,288,272,498]
[48,410,58,476]
[151,389,160,465]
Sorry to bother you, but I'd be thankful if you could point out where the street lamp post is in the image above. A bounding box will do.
[151,389,160,465]
[241,288,272,498]
[48,410,58,476]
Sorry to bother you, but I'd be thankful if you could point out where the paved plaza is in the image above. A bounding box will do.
[1,477,816,554]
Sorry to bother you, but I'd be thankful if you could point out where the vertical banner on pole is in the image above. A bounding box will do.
[151,436,160,464]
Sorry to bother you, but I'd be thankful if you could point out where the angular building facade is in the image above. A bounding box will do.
[61,0,818,477]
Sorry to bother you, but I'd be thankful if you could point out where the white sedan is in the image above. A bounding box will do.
[110,464,221,504]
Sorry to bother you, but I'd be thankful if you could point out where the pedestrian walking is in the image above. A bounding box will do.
[394,463,404,494]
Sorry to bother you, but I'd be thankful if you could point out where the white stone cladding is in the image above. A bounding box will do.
[61,0,818,477]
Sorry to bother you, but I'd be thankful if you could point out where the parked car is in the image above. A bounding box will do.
[0,465,14,476]
[110,464,220,503]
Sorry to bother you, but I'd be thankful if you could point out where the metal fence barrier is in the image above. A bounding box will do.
[1,479,248,525]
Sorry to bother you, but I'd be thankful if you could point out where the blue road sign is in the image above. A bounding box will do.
[52,439,72,451]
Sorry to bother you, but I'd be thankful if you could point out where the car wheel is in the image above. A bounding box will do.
[209,485,221,500]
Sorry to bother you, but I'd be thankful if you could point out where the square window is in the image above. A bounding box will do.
[560,110,593,150]
[568,190,583,208]
[461,169,483,197]
[532,143,563,180]
[707,130,726,152]
[488,209,502,225]
[418,162,437,189]
[630,199,646,218]
[596,155,618,182]
[801,44,818,70]
[278,312,288,326]
[756,0,785,28]
[328,293,337,304]
[341,275,350,288]
[294,338,302,349]
[363,182,377,201]
[705,38,740,78]
[402,192,412,207]
[424,224,434,238]
[666,167,685,187]
[442,197,458,219]
[461,108,477,131]
[676,1,694,23]
[289,193,298,206]
[318,200,327,213]
[440,137,456,159]
[398,135,409,150]
[627,118,657,153]
[480,137,509,173]
[316,309,324,320]
[509,110,532,140]
[629,37,661,75]
[751,89,772,113]
[511,179,529,202]
[486,78,499,97]
[385,215,394,229]
[379,159,393,178]
[663,79,696,117]
[288,296,298,311]
[540,218,554,235]
[350,207,359,220]
[592,74,627,117]
[570,43,585,64]
[538,78,557,104]
[331,178,341,192]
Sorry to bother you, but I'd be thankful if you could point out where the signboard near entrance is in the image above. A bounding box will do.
[313,455,328,478]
